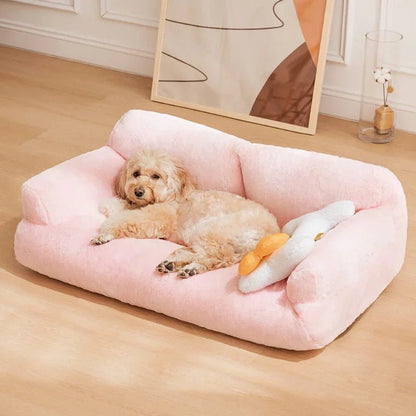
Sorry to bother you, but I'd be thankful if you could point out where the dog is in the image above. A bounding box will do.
[91,149,279,278]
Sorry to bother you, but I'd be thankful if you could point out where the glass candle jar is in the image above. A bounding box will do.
[358,30,403,144]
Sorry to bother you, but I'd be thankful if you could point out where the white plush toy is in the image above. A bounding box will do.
[238,200,355,294]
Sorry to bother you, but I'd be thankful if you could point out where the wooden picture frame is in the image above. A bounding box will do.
[151,0,334,135]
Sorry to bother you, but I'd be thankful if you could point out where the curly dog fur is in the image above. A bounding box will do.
[91,149,279,278]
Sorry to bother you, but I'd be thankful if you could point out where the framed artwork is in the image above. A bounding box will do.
[151,0,334,134]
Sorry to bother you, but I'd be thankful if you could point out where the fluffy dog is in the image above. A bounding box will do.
[91,149,279,278]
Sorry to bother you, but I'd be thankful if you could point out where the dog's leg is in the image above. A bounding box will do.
[91,202,177,245]
[176,238,244,278]
[156,247,195,274]
[157,247,209,278]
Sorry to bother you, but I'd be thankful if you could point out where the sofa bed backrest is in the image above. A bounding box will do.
[237,142,404,227]
[108,110,246,196]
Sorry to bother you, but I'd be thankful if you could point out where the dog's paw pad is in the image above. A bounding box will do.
[156,261,176,274]
[90,234,113,245]
[178,268,197,279]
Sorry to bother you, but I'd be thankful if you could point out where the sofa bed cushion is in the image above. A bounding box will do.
[14,110,407,350]
[15,216,315,349]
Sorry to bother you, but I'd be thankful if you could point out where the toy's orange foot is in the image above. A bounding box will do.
[254,233,290,257]
[238,252,262,276]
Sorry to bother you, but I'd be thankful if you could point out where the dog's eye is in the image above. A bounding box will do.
[152,173,160,180]
[132,170,140,178]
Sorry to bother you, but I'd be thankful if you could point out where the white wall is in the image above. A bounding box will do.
[0,0,160,75]
[0,0,415,133]
[321,0,416,133]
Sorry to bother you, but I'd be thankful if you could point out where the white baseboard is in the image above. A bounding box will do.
[320,86,416,133]
[0,18,154,76]
[320,87,360,121]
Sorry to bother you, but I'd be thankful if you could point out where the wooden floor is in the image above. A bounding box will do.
[1,46,415,416]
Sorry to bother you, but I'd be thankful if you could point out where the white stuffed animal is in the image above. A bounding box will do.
[238,200,355,294]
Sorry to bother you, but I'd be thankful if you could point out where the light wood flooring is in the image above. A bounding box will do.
[0,46,415,415]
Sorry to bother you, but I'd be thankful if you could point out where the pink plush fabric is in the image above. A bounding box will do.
[109,110,246,196]
[14,110,407,350]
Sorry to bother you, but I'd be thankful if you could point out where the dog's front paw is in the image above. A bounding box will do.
[156,260,177,274]
[98,205,110,217]
[90,234,114,245]
[99,197,127,217]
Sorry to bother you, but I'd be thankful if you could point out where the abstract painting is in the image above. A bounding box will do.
[152,0,334,134]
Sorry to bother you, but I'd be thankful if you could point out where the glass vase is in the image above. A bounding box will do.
[358,30,403,144]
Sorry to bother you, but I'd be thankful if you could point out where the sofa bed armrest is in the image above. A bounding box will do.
[286,203,407,345]
[21,146,124,225]
[287,204,407,305]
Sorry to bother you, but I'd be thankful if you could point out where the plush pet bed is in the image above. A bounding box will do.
[14,110,407,350]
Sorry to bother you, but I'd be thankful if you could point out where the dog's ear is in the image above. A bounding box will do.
[175,163,194,198]
[115,164,127,199]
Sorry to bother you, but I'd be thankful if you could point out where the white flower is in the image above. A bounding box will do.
[373,66,392,84]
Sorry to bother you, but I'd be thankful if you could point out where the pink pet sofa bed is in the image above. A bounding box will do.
[14,110,407,350]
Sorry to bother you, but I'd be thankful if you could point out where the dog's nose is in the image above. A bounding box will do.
[134,187,145,198]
